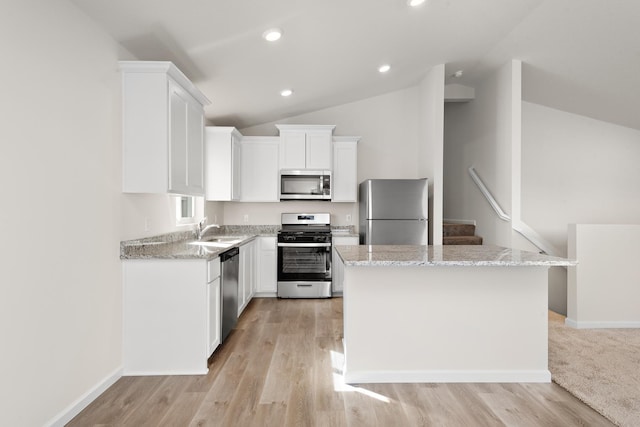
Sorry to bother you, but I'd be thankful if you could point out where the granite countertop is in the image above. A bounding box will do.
[334,244,576,267]
[120,225,279,260]
[332,227,359,239]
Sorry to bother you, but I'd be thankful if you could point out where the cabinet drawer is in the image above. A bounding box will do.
[208,258,221,283]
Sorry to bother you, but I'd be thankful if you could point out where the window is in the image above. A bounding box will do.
[176,196,195,225]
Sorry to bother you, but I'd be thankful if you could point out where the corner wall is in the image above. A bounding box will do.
[0,0,194,425]
[418,64,445,244]
[0,1,122,425]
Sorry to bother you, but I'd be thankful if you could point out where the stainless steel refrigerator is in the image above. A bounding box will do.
[359,178,429,245]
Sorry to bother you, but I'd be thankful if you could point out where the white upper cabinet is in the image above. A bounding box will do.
[120,61,210,196]
[240,137,279,202]
[332,136,360,202]
[276,125,335,170]
[204,127,242,201]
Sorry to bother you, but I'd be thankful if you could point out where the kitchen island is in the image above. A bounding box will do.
[334,244,575,384]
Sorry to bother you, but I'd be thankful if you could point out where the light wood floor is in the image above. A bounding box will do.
[68,298,614,426]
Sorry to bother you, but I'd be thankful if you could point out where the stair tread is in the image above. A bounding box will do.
[443,235,483,245]
[443,223,477,237]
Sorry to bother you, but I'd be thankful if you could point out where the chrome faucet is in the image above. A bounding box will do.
[196,217,220,240]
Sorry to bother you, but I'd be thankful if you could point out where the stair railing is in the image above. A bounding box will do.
[467,167,511,222]
[467,166,561,256]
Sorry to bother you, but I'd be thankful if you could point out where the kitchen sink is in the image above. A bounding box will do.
[199,236,242,243]
[189,236,243,249]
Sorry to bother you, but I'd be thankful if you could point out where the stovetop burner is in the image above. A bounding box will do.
[279,224,332,234]
[278,213,332,243]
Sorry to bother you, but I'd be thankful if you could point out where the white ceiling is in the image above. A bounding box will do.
[71,0,640,131]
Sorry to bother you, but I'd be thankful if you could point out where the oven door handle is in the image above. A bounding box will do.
[277,242,331,248]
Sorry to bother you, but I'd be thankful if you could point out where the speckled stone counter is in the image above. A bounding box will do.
[331,225,359,239]
[338,244,574,385]
[335,244,575,267]
[120,225,280,260]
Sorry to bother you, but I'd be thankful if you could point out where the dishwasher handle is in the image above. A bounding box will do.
[220,246,239,261]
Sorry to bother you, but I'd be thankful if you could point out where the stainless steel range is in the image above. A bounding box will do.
[277,213,332,298]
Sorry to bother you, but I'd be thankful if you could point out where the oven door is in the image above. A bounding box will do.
[277,242,332,282]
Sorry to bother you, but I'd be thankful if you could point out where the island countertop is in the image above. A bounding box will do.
[334,244,575,267]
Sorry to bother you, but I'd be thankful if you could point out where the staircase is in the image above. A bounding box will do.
[443,222,483,245]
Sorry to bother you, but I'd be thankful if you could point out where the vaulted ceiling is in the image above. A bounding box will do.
[71,0,640,131]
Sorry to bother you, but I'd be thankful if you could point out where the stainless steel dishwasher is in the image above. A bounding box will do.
[220,247,239,343]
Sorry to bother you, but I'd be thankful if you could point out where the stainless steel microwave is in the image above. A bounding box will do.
[279,170,331,200]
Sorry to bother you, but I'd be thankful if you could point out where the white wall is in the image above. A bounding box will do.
[0,1,194,425]
[521,101,640,251]
[223,87,423,226]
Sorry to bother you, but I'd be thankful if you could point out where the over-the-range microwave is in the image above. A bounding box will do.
[279,170,331,201]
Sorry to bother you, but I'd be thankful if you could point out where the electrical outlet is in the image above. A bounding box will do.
[144,217,151,231]
[346,214,352,223]
[243,214,249,223]
[213,214,217,223]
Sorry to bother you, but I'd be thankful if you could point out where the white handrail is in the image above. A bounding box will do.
[467,167,511,222]
[512,221,562,257]
[467,166,562,256]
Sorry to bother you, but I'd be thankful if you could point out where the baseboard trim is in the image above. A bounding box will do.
[343,369,551,384]
[253,292,277,298]
[45,366,122,427]
[565,318,640,329]
[123,368,209,376]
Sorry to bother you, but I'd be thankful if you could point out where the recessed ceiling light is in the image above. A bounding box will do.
[263,28,282,42]
[408,0,426,6]
[378,64,391,73]
[280,89,293,97]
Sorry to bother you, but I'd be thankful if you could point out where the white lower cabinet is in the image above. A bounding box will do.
[239,239,256,315]
[122,257,221,375]
[332,236,359,294]
[256,237,277,294]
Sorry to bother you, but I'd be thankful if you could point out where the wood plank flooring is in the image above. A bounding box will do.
[68,298,614,426]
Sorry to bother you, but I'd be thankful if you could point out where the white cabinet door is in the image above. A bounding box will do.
[207,258,221,356]
[256,237,277,293]
[204,127,242,201]
[120,61,209,196]
[207,277,221,356]
[168,81,189,194]
[279,131,306,169]
[306,131,332,169]
[231,135,242,200]
[239,239,256,315]
[186,99,205,194]
[332,137,359,202]
[241,137,279,202]
[276,125,335,170]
